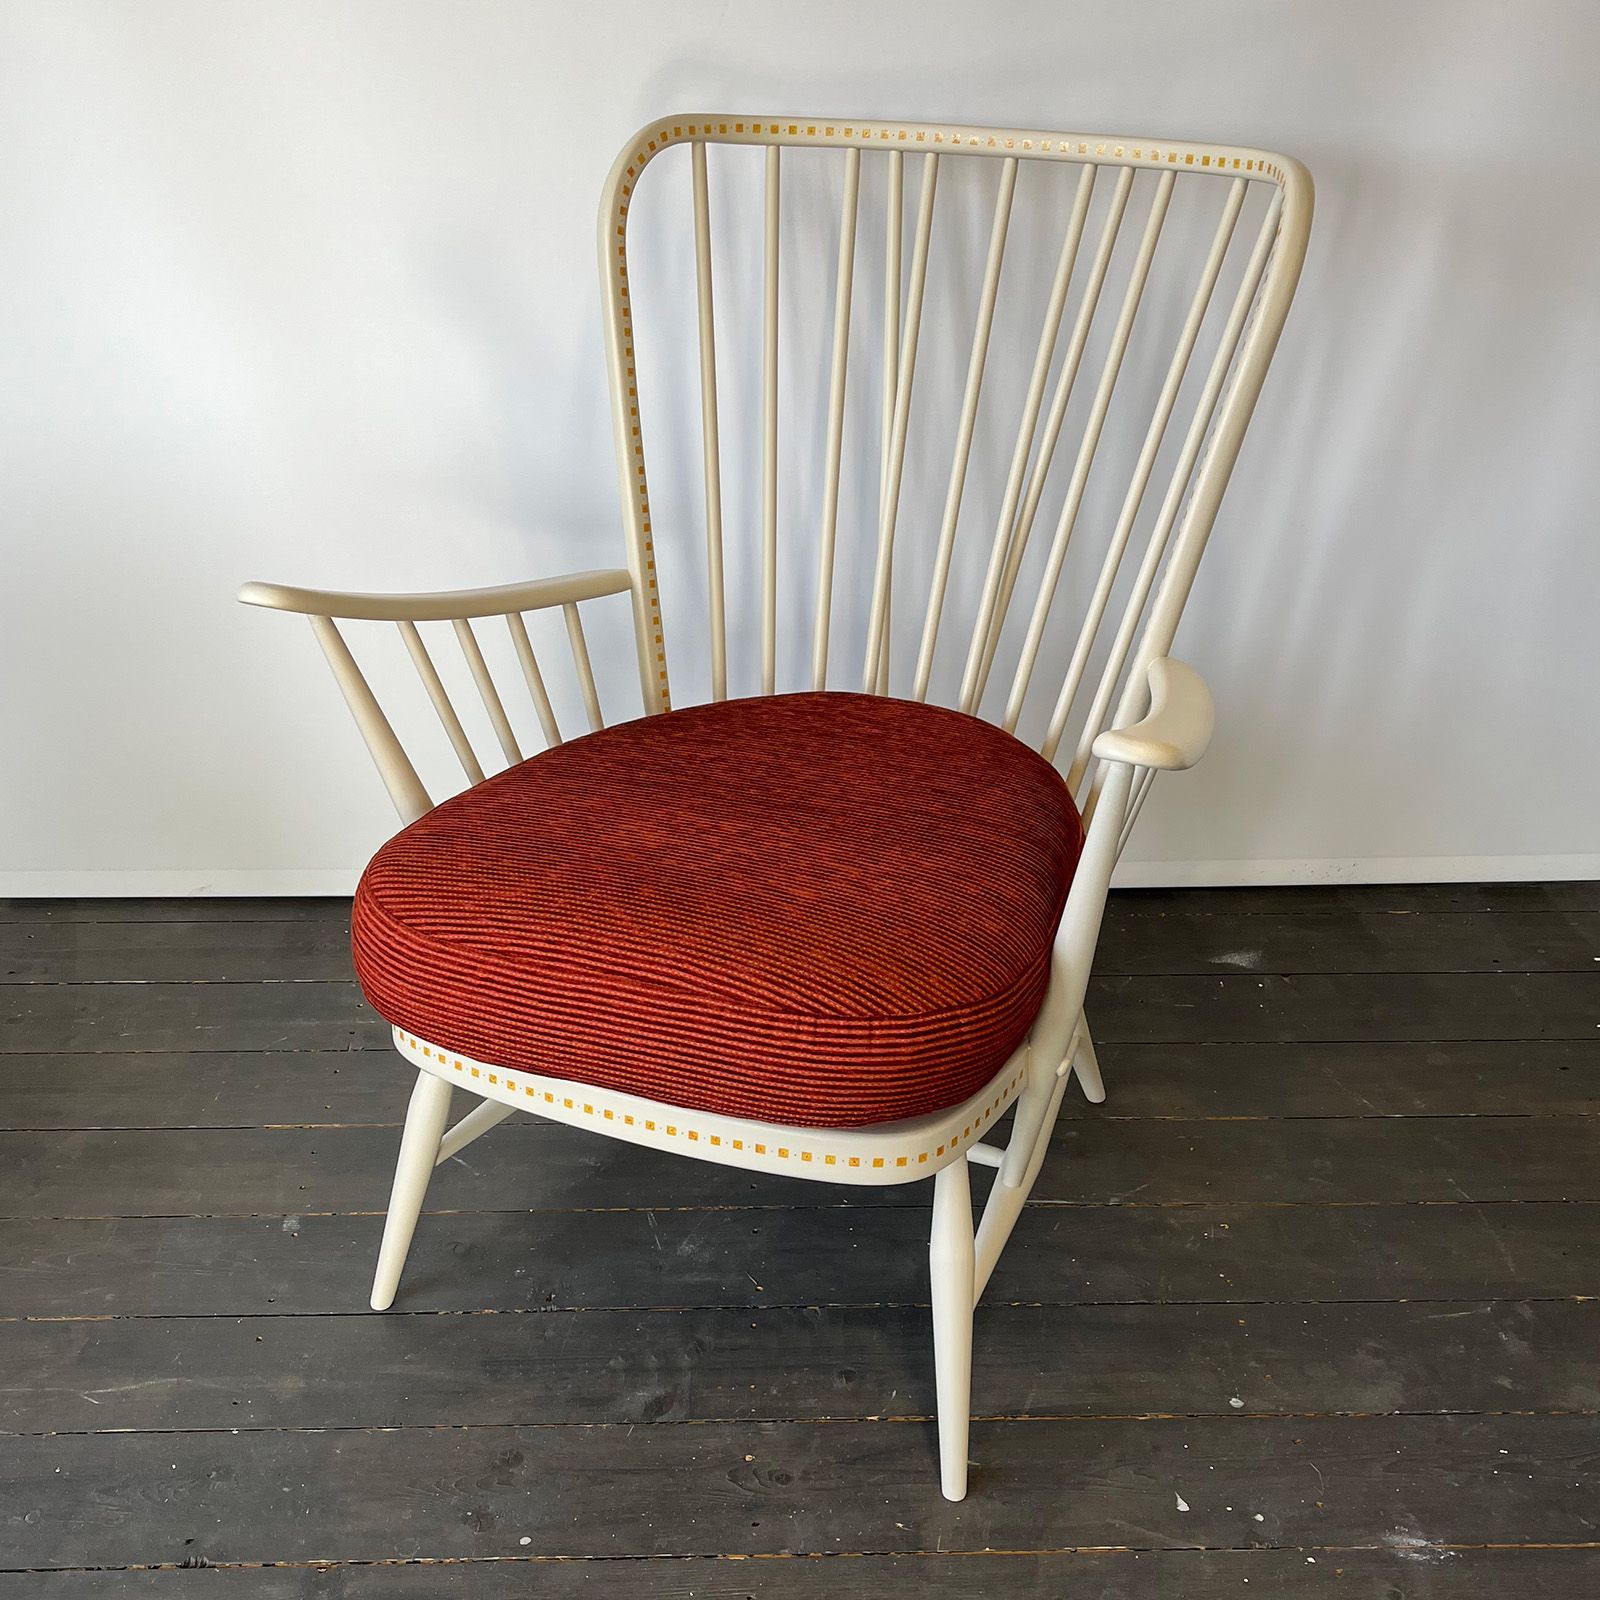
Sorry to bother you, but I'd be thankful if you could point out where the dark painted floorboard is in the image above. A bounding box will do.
[5,1551,1598,1598]
[4,1298,1596,1435]
[0,898,347,924]
[10,1414,1600,1569]
[1107,881,1600,913]
[5,1201,1596,1318]
[0,884,1596,1596]
[1096,906,1600,974]
[3,1038,1596,1130]
[4,1109,1600,1216]
[0,917,355,984]
[1093,1038,1600,1118]
[0,1049,404,1130]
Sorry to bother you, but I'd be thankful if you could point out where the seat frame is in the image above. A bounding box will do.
[241,113,1311,1501]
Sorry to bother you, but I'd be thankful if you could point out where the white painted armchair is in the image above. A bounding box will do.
[241,115,1311,1500]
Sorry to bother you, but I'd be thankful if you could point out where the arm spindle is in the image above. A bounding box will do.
[309,615,432,824]
[564,603,605,732]
[452,617,523,768]
[506,612,563,749]
[398,620,485,784]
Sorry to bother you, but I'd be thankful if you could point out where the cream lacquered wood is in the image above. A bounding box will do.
[1038,179,1247,762]
[1093,655,1215,772]
[872,148,904,697]
[368,1067,452,1313]
[863,149,937,696]
[395,1027,1030,1189]
[962,162,1134,712]
[690,140,728,703]
[561,603,605,732]
[305,614,431,826]
[1066,187,1286,789]
[810,146,860,690]
[1000,169,1175,731]
[238,569,631,622]
[929,1157,975,1501]
[914,156,1017,701]
[506,612,563,747]
[398,620,485,784]
[761,145,781,697]
[241,113,1310,1500]
[239,569,631,822]
[452,617,522,766]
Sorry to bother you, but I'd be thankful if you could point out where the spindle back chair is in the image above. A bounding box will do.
[241,114,1312,1500]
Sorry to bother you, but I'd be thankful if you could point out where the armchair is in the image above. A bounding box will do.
[242,114,1311,1500]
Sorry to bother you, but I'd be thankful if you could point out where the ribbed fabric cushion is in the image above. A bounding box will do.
[352,692,1083,1128]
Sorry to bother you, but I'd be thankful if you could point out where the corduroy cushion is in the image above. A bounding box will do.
[352,692,1083,1128]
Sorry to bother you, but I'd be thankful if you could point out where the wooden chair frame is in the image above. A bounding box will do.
[241,114,1311,1500]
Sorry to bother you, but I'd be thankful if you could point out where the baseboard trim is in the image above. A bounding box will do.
[1109,854,1600,888]
[2,855,1597,899]
[0,870,364,898]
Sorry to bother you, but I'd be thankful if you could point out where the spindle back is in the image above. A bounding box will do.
[601,116,1310,802]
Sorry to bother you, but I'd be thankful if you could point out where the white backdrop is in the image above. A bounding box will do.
[1,0,1596,895]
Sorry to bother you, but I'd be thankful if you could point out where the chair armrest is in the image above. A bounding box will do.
[237,568,633,621]
[1091,657,1214,772]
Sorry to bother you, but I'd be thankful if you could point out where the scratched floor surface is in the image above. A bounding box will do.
[1,883,1597,1596]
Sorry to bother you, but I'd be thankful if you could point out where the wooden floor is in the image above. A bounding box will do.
[2,884,1598,1596]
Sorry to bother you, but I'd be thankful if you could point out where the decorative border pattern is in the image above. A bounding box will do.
[398,1030,1026,1176]
[607,193,669,711]
[635,119,1285,181]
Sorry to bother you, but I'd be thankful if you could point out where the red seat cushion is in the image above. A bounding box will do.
[352,692,1083,1128]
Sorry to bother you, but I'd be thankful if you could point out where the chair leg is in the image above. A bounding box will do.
[974,1019,1095,1302]
[436,1095,518,1166]
[1000,1043,1057,1188]
[929,1156,976,1502]
[370,1068,453,1311]
[1072,1022,1106,1103]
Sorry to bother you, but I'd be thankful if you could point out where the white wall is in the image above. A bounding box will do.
[1,0,1596,895]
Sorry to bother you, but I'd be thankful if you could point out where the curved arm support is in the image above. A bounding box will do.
[1001,660,1214,1188]
[238,567,636,827]
[992,756,1135,1194]
[237,568,633,622]
[1091,657,1213,772]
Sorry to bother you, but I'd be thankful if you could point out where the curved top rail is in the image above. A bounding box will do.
[603,112,1309,201]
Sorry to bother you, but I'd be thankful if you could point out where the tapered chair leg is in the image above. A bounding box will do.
[973,1021,1096,1303]
[370,1068,454,1311]
[929,1156,976,1501]
[1072,1021,1106,1103]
